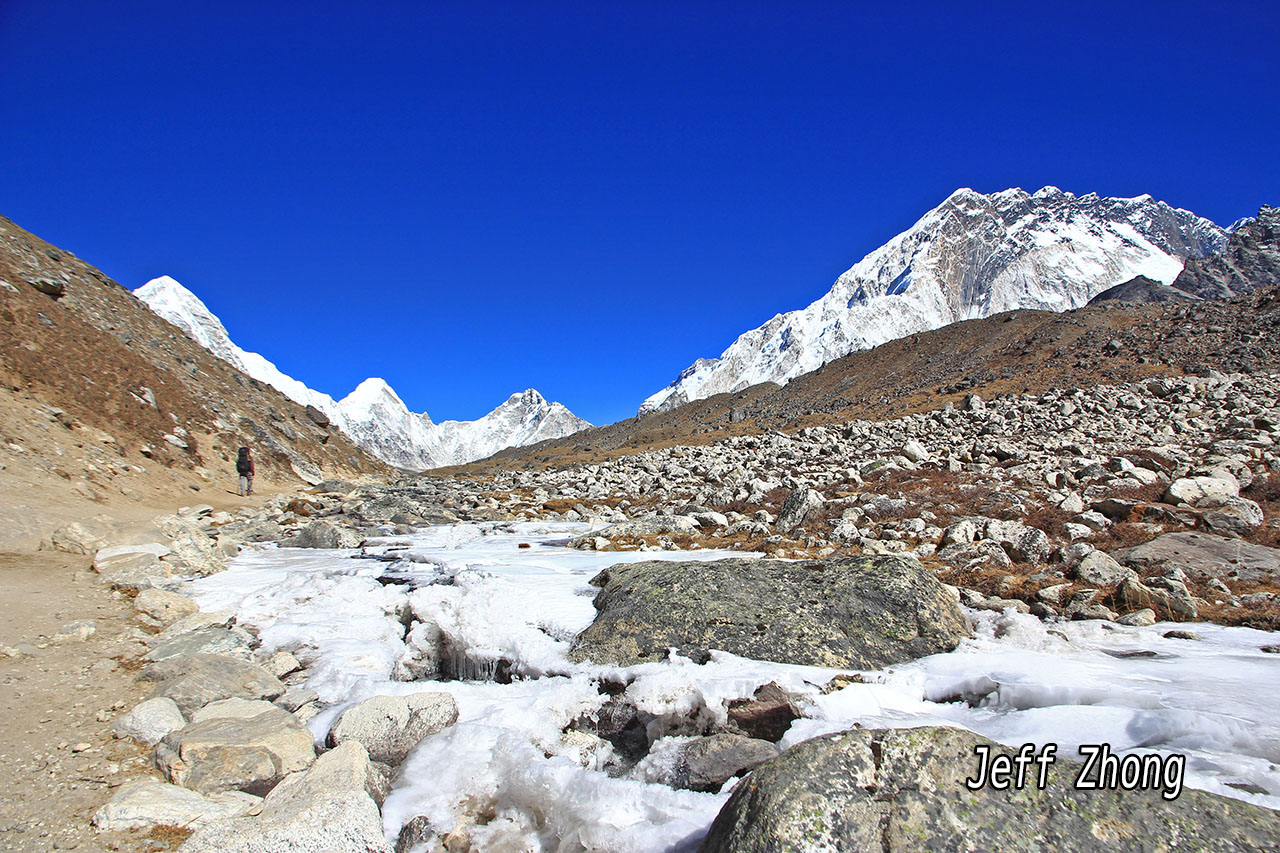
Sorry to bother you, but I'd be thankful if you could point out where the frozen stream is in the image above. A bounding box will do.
[192,521,1280,851]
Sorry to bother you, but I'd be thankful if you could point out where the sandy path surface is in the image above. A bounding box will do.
[0,490,281,852]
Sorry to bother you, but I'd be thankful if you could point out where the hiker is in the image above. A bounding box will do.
[236,446,255,496]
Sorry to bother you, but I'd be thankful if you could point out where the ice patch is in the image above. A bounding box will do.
[192,523,1280,850]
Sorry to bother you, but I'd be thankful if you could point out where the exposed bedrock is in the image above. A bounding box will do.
[568,555,970,668]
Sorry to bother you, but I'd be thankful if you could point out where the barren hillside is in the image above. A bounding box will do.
[0,214,389,548]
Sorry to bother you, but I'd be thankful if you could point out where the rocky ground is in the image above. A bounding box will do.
[0,213,388,554]
[407,369,1280,632]
[9,417,1277,849]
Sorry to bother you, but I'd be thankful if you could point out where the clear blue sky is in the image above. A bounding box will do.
[2,2,1276,425]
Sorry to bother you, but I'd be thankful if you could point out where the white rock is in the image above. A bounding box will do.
[96,542,172,561]
[1073,550,1137,587]
[901,440,931,463]
[1165,474,1239,506]
[328,691,459,765]
[92,780,259,831]
[113,697,187,746]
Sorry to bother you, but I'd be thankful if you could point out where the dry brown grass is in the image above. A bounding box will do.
[1090,522,1175,552]
[143,824,193,848]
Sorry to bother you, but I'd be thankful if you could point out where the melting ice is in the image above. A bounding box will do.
[192,522,1280,851]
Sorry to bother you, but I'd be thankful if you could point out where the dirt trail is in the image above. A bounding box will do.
[0,489,282,852]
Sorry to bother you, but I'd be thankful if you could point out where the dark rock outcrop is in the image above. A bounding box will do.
[1173,206,1280,300]
[1088,275,1201,305]
[700,726,1280,852]
[568,556,969,668]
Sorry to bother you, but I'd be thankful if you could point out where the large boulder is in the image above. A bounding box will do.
[139,654,286,716]
[327,692,459,765]
[134,588,201,624]
[178,741,392,853]
[568,556,969,668]
[164,526,228,575]
[680,734,780,793]
[144,627,255,663]
[1165,473,1240,506]
[775,487,824,534]
[284,520,362,549]
[983,520,1051,564]
[700,726,1280,852]
[1114,532,1280,584]
[1071,550,1137,587]
[92,780,260,832]
[154,707,316,795]
[93,551,171,592]
[571,514,699,545]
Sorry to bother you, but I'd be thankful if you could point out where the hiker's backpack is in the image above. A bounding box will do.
[236,448,252,474]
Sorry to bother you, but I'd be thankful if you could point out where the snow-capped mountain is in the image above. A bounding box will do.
[335,379,589,471]
[134,276,590,470]
[640,187,1227,413]
[136,276,344,424]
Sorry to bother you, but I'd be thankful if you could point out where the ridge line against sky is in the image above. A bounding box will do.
[0,1,1276,425]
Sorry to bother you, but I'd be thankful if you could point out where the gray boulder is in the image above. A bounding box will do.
[681,734,780,793]
[1071,551,1137,587]
[164,526,228,575]
[191,698,283,723]
[144,627,255,663]
[700,726,1280,852]
[571,514,699,546]
[92,780,259,832]
[569,556,969,669]
[179,741,392,853]
[94,551,170,592]
[134,588,200,624]
[775,487,824,533]
[937,541,1013,571]
[140,654,286,716]
[983,520,1051,564]
[1115,532,1280,584]
[154,707,316,795]
[328,692,459,765]
[1201,498,1266,536]
[284,520,362,549]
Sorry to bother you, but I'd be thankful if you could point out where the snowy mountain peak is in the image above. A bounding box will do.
[340,377,422,421]
[134,277,589,470]
[640,187,1226,414]
[135,276,236,358]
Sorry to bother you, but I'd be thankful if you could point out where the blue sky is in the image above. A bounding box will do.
[1,2,1277,425]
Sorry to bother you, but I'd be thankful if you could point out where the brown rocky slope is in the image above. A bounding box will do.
[0,213,388,549]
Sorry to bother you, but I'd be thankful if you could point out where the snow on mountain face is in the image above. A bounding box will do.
[640,187,1227,414]
[134,276,347,426]
[134,277,590,470]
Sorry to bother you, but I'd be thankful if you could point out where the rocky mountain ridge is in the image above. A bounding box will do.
[134,276,591,470]
[641,186,1227,413]
[468,280,1280,472]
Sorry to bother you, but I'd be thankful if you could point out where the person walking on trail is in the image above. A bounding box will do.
[236,446,255,496]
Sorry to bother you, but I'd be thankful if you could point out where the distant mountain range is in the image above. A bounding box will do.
[640,186,1228,413]
[135,276,590,470]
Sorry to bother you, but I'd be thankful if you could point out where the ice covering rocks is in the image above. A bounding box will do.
[642,186,1225,412]
[568,556,969,668]
[699,726,1280,852]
